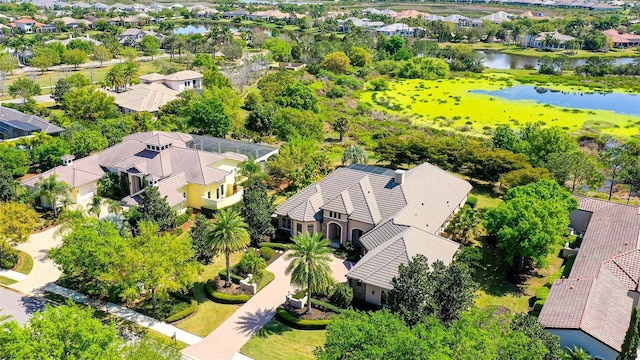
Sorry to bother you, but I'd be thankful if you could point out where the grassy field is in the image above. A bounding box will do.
[240,320,326,360]
[173,251,244,337]
[360,75,640,138]
[463,42,640,59]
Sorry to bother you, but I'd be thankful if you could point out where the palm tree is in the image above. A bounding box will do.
[238,156,264,180]
[561,346,590,360]
[208,209,250,287]
[104,64,125,92]
[238,250,266,277]
[33,174,70,217]
[449,205,480,245]
[88,196,102,217]
[285,233,333,314]
[122,61,139,90]
[342,145,368,166]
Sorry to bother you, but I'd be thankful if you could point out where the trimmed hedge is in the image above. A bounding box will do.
[533,299,545,312]
[275,307,331,330]
[260,247,275,260]
[218,269,244,284]
[259,242,292,251]
[466,196,478,208]
[545,267,564,288]
[562,255,577,278]
[310,298,347,314]
[205,280,249,304]
[535,287,549,301]
[165,298,198,323]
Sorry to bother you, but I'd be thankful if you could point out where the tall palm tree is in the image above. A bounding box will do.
[104,64,125,92]
[122,61,139,90]
[208,209,250,287]
[285,233,333,314]
[33,174,70,217]
[342,145,368,166]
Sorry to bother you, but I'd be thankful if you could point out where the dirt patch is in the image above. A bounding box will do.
[213,278,246,295]
[283,304,335,321]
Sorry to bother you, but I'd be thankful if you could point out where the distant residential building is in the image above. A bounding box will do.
[247,9,292,21]
[394,10,427,20]
[525,30,575,49]
[337,17,384,32]
[443,14,471,27]
[57,16,93,29]
[45,35,102,47]
[119,28,164,46]
[10,18,49,34]
[603,29,640,48]
[0,106,64,140]
[375,23,420,37]
[221,9,249,19]
[481,11,514,23]
[520,11,546,20]
[424,14,445,22]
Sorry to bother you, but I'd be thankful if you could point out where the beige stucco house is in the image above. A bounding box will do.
[274,162,471,305]
[22,131,276,213]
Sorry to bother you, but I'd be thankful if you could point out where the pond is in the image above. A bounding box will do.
[478,50,637,70]
[174,25,208,35]
[471,85,640,116]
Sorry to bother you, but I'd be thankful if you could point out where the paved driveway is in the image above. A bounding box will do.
[8,226,62,295]
[0,286,45,325]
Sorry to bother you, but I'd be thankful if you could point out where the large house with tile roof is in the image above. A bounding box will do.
[539,197,640,359]
[274,162,471,305]
[0,106,64,140]
[22,131,264,212]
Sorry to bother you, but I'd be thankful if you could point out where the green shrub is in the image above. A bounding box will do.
[562,255,577,278]
[327,86,346,98]
[330,284,353,309]
[546,267,564,288]
[205,280,249,304]
[535,287,549,301]
[165,298,198,323]
[533,299,545,312]
[311,298,346,314]
[257,270,275,292]
[466,196,478,208]
[335,75,362,89]
[259,242,292,251]
[259,247,275,260]
[218,268,244,284]
[0,246,18,269]
[238,251,267,276]
[176,213,190,227]
[275,307,331,330]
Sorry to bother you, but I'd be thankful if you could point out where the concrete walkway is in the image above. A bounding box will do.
[43,283,203,346]
[182,254,350,360]
[0,269,27,281]
[8,226,62,295]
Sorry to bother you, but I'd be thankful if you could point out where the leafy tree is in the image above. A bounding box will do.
[88,196,102,217]
[0,146,29,177]
[618,308,640,360]
[120,47,139,62]
[115,222,200,311]
[68,128,109,157]
[51,78,71,104]
[341,145,368,166]
[275,82,318,112]
[221,42,243,61]
[546,150,598,191]
[499,167,553,191]
[241,176,274,246]
[447,205,480,245]
[202,67,231,89]
[511,313,562,360]
[29,54,53,74]
[50,218,125,295]
[136,186,176,232]
[62,48,88,70]
[8,76,40,104]
[62,86,116,122]
[264,38,292,61]
[267,137,332,190]
[348,46,371,67]
[0,304,121,359]
[66,39,93,53]
[484,179,578,271]
[520,125,577,167]
[208,208,250,287]
[66,73,91,88]
[0,202,40,269]
[369,77,389,91]
[31,137,71,170]
[332,117,349,142]
[140,35,160,60]
[0,166,17,202]
[92,45,112,67]
[272,107,323,142]
[187,95,231,137]
[321,51,350,74]
[601,142,632,201]
[33,174,71,216]
[285,233,333,314]
[245,104,276,136]
[190,213,214,265]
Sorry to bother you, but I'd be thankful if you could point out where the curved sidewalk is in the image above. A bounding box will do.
[8,226,62,295]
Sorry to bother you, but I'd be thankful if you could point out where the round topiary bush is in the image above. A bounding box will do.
[0,247,19,269]
[260,247,275,261]
[466,196,478,208]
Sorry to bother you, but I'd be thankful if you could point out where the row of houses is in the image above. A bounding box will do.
[7,13,157,34]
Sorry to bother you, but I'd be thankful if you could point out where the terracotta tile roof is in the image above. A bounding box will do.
[539,197,640,351]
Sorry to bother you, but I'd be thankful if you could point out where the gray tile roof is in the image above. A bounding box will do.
[122,172,187,208]
[0,106,64,137]
[358,218,409,250]
[347,227,460,290]
[539,197,640,351]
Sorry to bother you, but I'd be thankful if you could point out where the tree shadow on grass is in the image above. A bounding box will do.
[234,308,283,337]
[254,319,294,339]
[470,239,527,298]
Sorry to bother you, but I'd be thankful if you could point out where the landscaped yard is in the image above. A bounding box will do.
[240,319,326,360]
[173,251,244,337]
[359,75,640,138]
[0,251,34,285]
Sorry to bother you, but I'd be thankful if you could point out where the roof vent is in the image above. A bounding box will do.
[395,169,406,184]
[61,154,74,166]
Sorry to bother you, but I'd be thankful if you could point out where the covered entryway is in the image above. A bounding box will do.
[327,222,342,247]
[351,229,364,246]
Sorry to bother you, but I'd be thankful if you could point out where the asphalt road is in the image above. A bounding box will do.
[0,287,45,325]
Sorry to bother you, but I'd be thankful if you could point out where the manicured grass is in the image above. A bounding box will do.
[0,275,17,285]
[240,319,327,360]
[145,329,188,350]
[174,252,244,337]
[473,241,564,313]
[360,76,640,138]
[469,181,503,209]
[14,250,34,275]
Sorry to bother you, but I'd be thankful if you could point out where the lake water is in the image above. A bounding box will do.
[471,85,640,116]
[478,51,637,70]
[174,25,208,35]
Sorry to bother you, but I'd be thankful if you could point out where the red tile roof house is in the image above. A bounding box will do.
[274,163,471,306]
[539,197,640,359]
[10,18,49,34]
[603,29,640,48]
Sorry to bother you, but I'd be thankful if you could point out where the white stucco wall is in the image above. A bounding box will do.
[547,329,619,360]
[365,284,389,306]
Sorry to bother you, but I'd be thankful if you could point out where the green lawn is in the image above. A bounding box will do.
[359,75,640,138]
[14,251,34,275]
[240,320,326,360]
[0,275,17,285]
[469,181,503,209]
[173,251,244,337]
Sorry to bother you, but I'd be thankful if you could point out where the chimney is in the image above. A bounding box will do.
[395,169,405,184]
[61,154,74,166]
